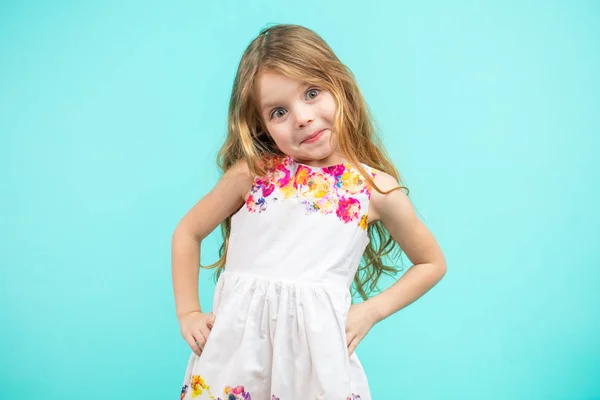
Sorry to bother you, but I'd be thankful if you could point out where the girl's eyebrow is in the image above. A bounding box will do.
[261,100,279,111]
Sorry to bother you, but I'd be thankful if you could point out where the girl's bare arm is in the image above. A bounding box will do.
[367,171,447,322]
[171,160,252,319]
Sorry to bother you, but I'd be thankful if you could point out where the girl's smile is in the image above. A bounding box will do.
[302,128,327,144]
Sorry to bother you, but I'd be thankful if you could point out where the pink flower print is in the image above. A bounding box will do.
[271,396,280,400]
[245,193,255,208]
[262,181,275,197]
[245,177,274,213]
[336,196,361,223]
[223,385,251,400]
[274,162,292,188]
[231,386,244,395]
[323,163,346,178]
[252,178,271,195]
[245,193,267,213]
[254,177,265,186]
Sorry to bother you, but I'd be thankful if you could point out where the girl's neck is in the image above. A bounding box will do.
[288,153,347,169]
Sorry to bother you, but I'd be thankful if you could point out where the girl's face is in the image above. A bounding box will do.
[255,71,342,166]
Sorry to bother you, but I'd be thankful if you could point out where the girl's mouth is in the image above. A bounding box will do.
[302,129,325,144]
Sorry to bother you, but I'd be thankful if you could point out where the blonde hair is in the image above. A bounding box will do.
[203,24,409,300]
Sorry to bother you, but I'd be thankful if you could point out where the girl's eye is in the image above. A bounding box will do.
[269,88,321,120]
[271,109,286,119]
[306,88,320,100]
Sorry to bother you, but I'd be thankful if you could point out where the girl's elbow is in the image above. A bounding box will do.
[433,259,447,279]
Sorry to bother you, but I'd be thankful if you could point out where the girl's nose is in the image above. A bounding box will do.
[295,104,314,128]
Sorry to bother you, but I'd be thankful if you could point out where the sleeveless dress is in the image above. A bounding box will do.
[179,154,379,400]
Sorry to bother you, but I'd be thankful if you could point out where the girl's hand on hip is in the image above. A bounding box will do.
[345,302,377,356]
[178,311,216,356]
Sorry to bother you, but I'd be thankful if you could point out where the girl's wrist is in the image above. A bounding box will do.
[364,297,384,324]
[176,309,202,320]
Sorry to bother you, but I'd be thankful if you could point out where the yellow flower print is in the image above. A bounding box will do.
[311,174,334,199]
[358,214,368,230]
[295,166,310,186]
[340,170,364,195]
[317,197,338,214]
[190,375,210,397]
[279,178,296,198]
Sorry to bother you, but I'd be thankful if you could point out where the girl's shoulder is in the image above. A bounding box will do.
[223,154,287,187]
[226,158,253,181]
[356,161,380,177]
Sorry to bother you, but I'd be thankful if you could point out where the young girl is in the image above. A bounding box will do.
[172,24,446,400]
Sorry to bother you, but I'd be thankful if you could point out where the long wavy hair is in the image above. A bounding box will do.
[202,24,410,300]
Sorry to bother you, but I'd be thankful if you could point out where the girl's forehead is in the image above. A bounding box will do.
[257,71,305,88]
[256,72,310,107]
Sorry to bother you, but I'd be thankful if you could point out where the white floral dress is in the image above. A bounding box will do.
[179,154,378,400]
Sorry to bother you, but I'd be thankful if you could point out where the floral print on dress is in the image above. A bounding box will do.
[245,155,376,230]
[180,377,251,399]
[179,375,360,400]
[180,376,361,400]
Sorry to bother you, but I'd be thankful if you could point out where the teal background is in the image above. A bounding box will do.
[1,1,599,399]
